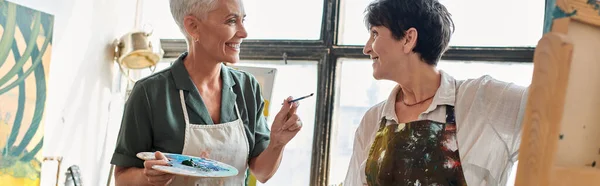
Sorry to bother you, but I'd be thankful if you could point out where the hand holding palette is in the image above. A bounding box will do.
[136,152,239,177]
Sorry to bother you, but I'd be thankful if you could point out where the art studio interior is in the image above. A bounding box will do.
[1,0,599,185]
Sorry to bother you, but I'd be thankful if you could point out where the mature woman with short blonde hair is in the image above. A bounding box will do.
[111,0,303,185]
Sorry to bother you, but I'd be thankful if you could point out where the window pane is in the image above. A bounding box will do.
[242,0,324,40]
[329,58,532,185]
[329,59,396,186]
[234,60,319,186]
[142,0,324,40]
[338,0,545,46]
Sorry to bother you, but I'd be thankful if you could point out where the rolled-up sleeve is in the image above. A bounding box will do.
[110,82,154,168]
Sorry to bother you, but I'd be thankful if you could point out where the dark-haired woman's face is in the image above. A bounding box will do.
[363,26,407,80]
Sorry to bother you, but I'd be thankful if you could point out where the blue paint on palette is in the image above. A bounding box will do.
[136,152,239,177]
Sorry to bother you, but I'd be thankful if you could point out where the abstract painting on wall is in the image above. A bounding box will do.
[0,0,54,185]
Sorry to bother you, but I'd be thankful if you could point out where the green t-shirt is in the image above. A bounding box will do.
[110,52,271,169]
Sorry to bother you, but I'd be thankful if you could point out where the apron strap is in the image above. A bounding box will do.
[233,99,242,120]
[445,105,456,124]
[378,105,456,128]
[377,118,387,131]
[179,90,190,125]
[180,90,243,124]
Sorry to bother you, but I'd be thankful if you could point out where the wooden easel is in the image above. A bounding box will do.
[515,0,600,185]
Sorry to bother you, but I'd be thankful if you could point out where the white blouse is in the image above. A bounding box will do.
[343,70,529,186]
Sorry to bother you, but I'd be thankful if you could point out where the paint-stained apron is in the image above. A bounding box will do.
[365,105,467,186]
[170,90,250,186]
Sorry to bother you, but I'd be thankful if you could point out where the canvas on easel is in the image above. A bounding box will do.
[515,0,600,185]
[229,65,277,120]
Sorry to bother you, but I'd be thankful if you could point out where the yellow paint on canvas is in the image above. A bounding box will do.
[0,175,40,186]
[263,99,270,116]
[0,157,42,185]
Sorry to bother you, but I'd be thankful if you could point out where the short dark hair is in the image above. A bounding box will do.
[365,0,454,65]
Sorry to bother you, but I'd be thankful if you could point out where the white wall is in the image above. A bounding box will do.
[8,0,137,185]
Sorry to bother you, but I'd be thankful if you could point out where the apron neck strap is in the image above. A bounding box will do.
[179,90,191,125]
[378,104,457,128]
[378,118,387,130]
[445,105,456,124]
[233,99,241,120]
[179,90,243,124]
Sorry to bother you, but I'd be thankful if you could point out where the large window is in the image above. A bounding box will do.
[339,0,545,46]
[141,0,324,40]
[142,0,545,185]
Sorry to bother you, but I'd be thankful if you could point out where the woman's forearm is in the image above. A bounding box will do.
[249,144,285,183]
[114,166,152,186]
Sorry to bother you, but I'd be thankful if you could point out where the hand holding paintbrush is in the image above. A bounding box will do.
[269,94,311,148]
[282,93,314,105]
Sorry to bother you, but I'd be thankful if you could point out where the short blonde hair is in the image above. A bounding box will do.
[169,0,219,41]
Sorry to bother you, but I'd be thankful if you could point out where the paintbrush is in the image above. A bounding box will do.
[282,93,314,105]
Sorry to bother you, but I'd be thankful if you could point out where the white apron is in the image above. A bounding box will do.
[170,90,250,186]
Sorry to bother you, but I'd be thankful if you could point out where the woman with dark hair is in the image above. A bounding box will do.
[344,0,528,185]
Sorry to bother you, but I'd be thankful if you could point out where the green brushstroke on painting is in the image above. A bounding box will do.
[2,10,49,158]
[3,43,26,157]
[0,2,16,68]
[0,18,54,95]
[0,11,41,88]
[21,138,43,162]
[11,46,47,157]
[0,1,53,182]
